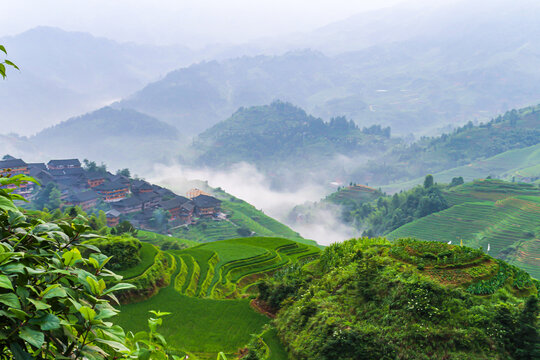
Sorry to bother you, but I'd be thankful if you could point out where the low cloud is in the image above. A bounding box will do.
[146,162,357,245]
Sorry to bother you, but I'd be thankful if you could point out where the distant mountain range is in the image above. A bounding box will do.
[0,26,197,134]
[0,107,183,173]
[118,0,540,136]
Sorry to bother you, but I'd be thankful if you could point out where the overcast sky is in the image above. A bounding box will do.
[2,0,412,47]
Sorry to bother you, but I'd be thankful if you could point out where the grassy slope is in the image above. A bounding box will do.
[388,180,540,279]
[115,237,316,358]
[172,190,318,247]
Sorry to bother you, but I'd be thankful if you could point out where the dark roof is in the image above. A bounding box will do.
[67,190,99,203]
[47,159,81,167]
[160,196,190,210]
[112,196,143,208]
[193,194,221,208]
[86,171,106,180]
[181,202,195,212]
[49,167,85,177]
[0,158,27,170]
[108,174,130,184]
[153,186,175,197]
[95,181,129,191]
[27,163,47,171]
[132,181,153,191]
[135,191,161,202]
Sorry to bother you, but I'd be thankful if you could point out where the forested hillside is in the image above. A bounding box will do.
[348,105,540,186]
[253,238,539,359]
[191,101,396,187]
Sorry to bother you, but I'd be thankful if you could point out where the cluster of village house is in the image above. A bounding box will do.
[0,157,222,229]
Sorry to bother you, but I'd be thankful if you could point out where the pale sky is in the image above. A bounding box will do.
[2,0,410,47]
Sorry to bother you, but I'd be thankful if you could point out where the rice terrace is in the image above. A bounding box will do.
[113,237,320,359]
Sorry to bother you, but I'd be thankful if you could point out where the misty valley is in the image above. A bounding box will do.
[0,1,539,359]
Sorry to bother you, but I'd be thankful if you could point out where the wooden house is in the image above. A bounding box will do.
[105,209,121,227]
[47,159,81,170]
[64,190,99,211]
[111,196,143,214]
[86,172,106,188]
[193,194,221,217]
[160,196,192,220]
[0,158,32,196]
[94,181,129,202]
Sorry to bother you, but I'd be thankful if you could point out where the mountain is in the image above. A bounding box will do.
[119,0,540,137]
[0,26,196,134]
[189,101,398,188]
[349,104,540,187]
[29,107,183,172]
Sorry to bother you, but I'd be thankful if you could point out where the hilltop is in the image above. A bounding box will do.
[191,101,396,187]
[29,107,184,171]
[264,238,539,359]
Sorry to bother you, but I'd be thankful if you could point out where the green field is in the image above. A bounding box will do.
[114,237,315,358]
[389,183,540,279]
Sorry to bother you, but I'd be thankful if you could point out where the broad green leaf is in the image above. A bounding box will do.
[94,338,130,353]
[41,284,67,299]
[19,327,44,349]
[0,275,13,290]
[149,310,171,317]
[95,307,118,320]
[0,45,6,54]
[62,248,82,266]
[0,63,5,79]
[9,308,28,320]
[31,313,61,331]
[0,196,18,212]
[103,282,136,295]
[86,276,101,295]
[79,306,96,321]
[0,293,20,309]
[87,257,100,269]
[28,298,50,310]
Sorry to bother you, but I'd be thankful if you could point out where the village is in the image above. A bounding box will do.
[0,156,223,231]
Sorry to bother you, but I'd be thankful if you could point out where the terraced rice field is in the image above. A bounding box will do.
[388,195,540,279]
[327,185,379,205]
[173,237,320,299]
[443,179,540,206]
[115,237,314,358]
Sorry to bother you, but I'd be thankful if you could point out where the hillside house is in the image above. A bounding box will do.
[135,191,161,211]
[193,194,222,217]
[94,181,130,202]
[131,180,154,194]
[187,188,211,199]
[64,190,100,211]
[160,196,193,221]
[47,159,81,170]
[105,209,121,227]
[178,201,195,224]
[0,158,33,196]
[86,172,106,188]
[111,196,143,214]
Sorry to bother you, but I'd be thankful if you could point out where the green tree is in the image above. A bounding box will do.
[514,296,540,360]
[424,174,434,188]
